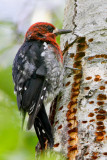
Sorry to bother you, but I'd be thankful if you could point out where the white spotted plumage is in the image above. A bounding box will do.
[41,42,63,101]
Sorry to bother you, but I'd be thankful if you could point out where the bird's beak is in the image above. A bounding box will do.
[53,28,72,36]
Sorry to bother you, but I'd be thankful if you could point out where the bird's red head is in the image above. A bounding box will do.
[25,22,72,63]
[25,22,72,42]
[25,22,56,42]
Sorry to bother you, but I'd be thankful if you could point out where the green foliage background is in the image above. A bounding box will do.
[0,17,65,160]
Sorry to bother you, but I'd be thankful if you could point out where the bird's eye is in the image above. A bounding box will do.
[46,26,54,33]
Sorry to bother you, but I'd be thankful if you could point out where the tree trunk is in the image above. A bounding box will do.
[52,0,107,159]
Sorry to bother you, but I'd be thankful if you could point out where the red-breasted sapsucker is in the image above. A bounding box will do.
[12,22,71,149]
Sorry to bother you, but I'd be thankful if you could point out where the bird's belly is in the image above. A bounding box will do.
[41,42,63,106]
[44,64,63,109]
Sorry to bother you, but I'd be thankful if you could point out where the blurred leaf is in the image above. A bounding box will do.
[0,66,15,101]
[0,80,38,159]
[0,90,20,154]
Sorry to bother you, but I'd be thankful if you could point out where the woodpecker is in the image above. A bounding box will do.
[12,22,72,149]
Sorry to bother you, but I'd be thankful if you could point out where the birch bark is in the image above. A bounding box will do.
[52,0,107,159]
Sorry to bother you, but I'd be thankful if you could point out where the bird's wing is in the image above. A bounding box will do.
[12,41,47,127]
[12,41,54,148]
[26,78,48,130]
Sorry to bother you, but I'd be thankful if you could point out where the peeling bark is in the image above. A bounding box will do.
[52,0,107,160]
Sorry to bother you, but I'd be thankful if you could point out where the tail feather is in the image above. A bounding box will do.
[34,104,54,149]
[34,117,46,149]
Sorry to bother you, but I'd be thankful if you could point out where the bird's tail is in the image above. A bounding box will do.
[34,103,54,149]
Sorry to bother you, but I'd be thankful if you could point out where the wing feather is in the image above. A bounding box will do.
[12,41,53,149]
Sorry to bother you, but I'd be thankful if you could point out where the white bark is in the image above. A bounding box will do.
[53,0,107,159]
